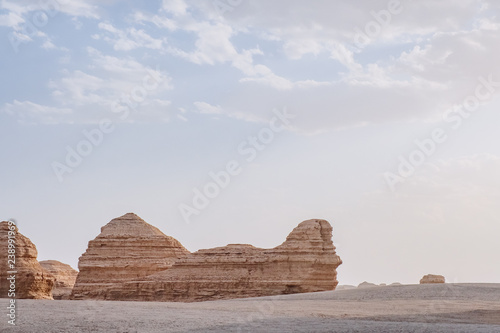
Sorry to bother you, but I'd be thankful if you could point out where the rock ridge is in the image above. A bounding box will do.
[82,218,342,302]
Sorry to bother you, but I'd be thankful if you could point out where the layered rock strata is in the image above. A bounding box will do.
[70,213,190,300]
[0,221,55,299]
[99,219,342,302]
[40,260,78,300]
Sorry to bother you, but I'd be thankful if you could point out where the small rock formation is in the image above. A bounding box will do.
[0,221,55,299]
[71,213,190,300]
[336,285,356,291]
[420,274,446,284]
[98,219,342,302]
[390,282,402,286]
[40,260,78,300]
[358,281,378,288]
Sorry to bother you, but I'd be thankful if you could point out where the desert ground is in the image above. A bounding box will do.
[2,283,500,333]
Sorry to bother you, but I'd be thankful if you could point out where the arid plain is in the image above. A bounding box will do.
[3,283,500,333]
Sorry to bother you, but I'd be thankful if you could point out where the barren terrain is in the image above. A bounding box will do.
[2,283,500,332]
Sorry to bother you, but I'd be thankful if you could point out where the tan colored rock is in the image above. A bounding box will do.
[40,260,78,300]
[420,274,446,284]
[99,219,342,302]
[71,213,190,300]
[0,221,55,299]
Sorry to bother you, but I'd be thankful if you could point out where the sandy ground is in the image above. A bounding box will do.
[1,283,500,333]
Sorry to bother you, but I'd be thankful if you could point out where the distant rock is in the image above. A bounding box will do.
[96,219,342,302]
[40,260,78,300]
[420,274,446,284]
[336,285,356,291]
[379,283,387,286]
[358,281,378,288]
[71,213,190,300]
[0,221,54,299]
[390,282,402,286]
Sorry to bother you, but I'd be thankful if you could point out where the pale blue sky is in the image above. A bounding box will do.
[1,0,500,286]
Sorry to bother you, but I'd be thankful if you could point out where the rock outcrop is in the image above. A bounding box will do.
[98,219,342,302]
[358,281,378,288]
[40,260,78,300]
[71,213,190,300]
[420,274,446,284]
[0,221,55,299]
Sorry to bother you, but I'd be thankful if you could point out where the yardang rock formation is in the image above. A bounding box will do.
[73,215,342,302]
[40,260,78,300]
[420,274,446,284]
[70,213,190,300]
[0,221,55,299]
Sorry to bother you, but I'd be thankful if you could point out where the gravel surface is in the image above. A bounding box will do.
[1,283,500,333]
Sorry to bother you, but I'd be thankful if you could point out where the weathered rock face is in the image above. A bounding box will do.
[420,274,446,284]
[0,221,55,299]
[100,219,342,302]
[40,260,78,300]
[71,213,190,300]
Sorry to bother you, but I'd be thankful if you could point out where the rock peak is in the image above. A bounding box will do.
[71,214,190,300]
[277,219,335,250]
[99,213,166,237]
[119,212,142,219]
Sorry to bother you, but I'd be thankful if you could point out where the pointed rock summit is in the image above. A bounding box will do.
[97,218,342,302]
[0,221,55,299]
[98,213,171,237]
[71,213,190,299]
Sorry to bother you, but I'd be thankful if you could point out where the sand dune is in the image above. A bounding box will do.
[2,283,500,332]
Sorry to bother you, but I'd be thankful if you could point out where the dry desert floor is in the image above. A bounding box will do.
[1,283,500,332]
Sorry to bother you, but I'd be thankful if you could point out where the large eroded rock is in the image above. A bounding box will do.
[0,221,55,299]
[71,213,190,300]
[40,260,78,300]
[100,219,342,302]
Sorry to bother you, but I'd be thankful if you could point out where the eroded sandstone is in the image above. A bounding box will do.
[99,219,342,302]
[40,260,78,300]
[0,221,55,299]
[70,213,190,300]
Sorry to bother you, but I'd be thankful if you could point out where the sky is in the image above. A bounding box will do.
[1,0,500,286]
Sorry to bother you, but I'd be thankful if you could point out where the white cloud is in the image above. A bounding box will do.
[0,0,102,51]
[96,22,164,51]
[0,11,24,28]
[2,100,72,124]
[133,11,177,30]
[53,0,101,19]
[3,48,175,124]
[167,22,237,65]
[194,102,223,115]
[162,0,188,16]
[51,48,173,104]
[154,0,500,132]
[5,0,500,131]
